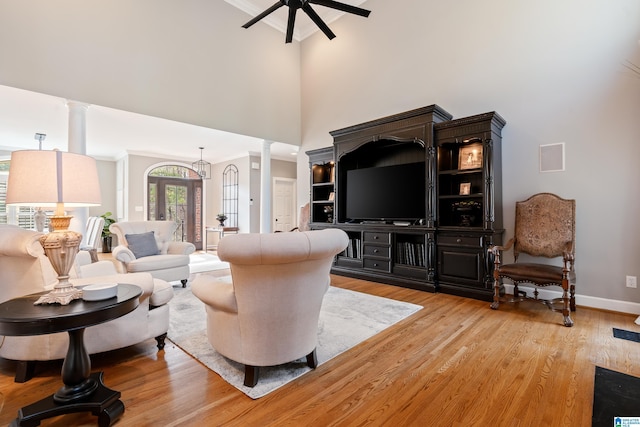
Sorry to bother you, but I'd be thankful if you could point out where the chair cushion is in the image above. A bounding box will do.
[126,231,159,258]
[149,278,174,307]
[126,254,190,272]
[499,262,565,285]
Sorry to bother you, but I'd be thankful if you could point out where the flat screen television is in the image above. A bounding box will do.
[345,162,425,222]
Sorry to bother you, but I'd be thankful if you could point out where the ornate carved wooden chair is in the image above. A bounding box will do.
[488,193,576,326]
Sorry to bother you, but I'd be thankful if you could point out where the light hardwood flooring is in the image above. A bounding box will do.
[1,271,639,426]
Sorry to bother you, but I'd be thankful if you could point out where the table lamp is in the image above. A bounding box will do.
[6,149,102,305]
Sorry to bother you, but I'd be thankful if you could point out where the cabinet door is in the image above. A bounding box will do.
[438,246,485,287]
[437,233,490,289]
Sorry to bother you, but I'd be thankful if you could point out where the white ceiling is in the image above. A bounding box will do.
[0,1,370,165]
[0,85,298,164]
[226,0,369,42]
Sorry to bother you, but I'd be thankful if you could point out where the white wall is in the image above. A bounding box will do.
[298,0,640,306]
[89,159,117,219]
[0,0,302,146]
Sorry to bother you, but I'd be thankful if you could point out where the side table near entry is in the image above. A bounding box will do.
[0,283,142,427]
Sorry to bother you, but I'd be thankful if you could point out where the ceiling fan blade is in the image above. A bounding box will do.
[242,1,284,29]
[285,7,297,43]
[309,0,371,17]
[302,3,336,40]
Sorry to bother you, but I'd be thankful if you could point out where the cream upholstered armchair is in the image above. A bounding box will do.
[191,228,349,387]
[0,225,174,382]
[110,220,195,287]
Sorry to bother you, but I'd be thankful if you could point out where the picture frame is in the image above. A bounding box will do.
[458,143,483,170]
[459,183,471,195]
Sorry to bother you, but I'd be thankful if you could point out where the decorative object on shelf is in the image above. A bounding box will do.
[6,149,101,305]
[459,183,471,195]
[100,211,116,253]
[323,205,333,223]
[34,208,46,232]
[458,143,483,170]
[242,0,371,44]
[192,147,211,180]
[216,213,227,227]
[451,200,482,227]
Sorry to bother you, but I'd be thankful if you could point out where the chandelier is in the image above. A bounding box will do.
[192,147,211,179]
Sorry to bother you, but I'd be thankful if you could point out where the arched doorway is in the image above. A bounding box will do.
[147,165,204,250]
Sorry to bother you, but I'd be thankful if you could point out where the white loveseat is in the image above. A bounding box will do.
[110,221,195,287]
[0,225,174,382]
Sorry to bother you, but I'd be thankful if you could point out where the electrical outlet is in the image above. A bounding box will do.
[626,276,637,288]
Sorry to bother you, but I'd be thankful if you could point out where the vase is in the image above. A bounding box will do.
[102,235,113,253]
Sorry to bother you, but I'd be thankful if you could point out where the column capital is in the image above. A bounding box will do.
[66,100,90,111]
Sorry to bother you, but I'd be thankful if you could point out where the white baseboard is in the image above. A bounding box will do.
[502,284,640,316]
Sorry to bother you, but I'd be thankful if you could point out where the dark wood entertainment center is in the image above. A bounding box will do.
[307,105,506,301]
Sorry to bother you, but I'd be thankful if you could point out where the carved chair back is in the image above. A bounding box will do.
[513,192,575,262]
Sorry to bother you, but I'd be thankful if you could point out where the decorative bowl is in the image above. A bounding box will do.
[82,283,118,301]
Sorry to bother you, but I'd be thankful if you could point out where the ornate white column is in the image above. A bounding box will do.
[66,100,90,233]
[67,101,89,154]
[260,140,273,233]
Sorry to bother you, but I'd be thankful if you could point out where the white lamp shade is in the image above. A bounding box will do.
[6,150,101,207]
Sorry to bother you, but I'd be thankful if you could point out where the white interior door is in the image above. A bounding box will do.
[273,178,296,232]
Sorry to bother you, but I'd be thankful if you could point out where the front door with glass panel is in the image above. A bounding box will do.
[148,171,202,250]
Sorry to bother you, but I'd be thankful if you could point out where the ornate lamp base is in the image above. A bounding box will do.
[35,218,84,306]
[34,286,83,305]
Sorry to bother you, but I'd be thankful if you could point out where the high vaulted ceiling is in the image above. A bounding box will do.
[0,1,369,164]
[225,0,369,42]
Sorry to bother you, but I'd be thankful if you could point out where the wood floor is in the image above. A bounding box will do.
[1,273,639,426]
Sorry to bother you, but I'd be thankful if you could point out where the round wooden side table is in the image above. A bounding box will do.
[0,283,142,427]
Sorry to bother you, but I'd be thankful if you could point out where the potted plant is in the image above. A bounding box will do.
[100,212,116,253]
[216,213,227,227]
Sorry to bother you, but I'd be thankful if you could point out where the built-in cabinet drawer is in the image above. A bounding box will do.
[363,232,391,244]
[364,258,391,272]
[363,245,391,258]
[438,235,482,248]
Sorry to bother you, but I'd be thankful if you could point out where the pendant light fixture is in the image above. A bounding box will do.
[192,147,211,179]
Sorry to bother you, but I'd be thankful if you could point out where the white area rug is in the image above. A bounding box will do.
[168,279,423,399]
[188,252,229,273]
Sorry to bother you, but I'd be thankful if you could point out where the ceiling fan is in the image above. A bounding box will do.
[242,0,371,43]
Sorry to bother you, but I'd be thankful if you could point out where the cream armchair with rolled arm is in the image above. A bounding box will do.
[0,225,174,382]
[110,221,195,287]
[191,228,349,387]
